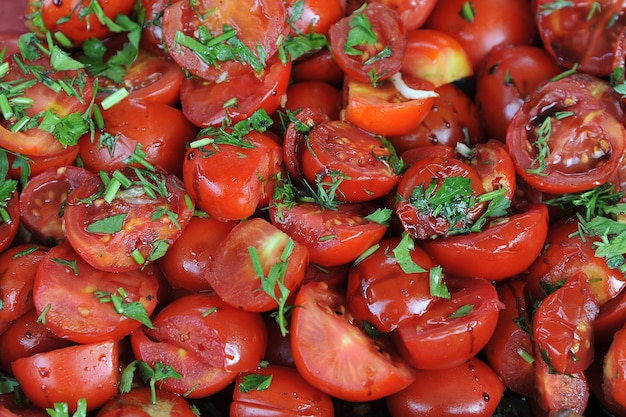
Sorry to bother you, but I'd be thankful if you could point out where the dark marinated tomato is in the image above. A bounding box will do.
[301,120,400,202]
[346,237,437,333]
[535,0,626,76]
[475,44,564,142]
[140,0,181,56]
[328,2,406,83]
[506,73,626,194]
[395,156,486,240]
[390,276,502,370]
[291,281,416,402]
[34,241,161,344]
[64,166,194,272]
[19,166,94,245]
[130,292,267,398]
[161,0,288,81]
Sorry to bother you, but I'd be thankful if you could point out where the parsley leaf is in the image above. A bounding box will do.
[94,287,156,329]
[429,265,450,299]
[344,5,378,56]
[238,373,273,393]
[121,360,182,404]
[393,232,427,274]
[86,213,128,234]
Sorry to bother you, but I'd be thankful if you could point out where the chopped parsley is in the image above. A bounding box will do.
[238,373,273,393]
[94,287,155,329]
[120,360,182,404]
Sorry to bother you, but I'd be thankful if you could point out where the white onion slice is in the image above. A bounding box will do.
[390,72,440,100]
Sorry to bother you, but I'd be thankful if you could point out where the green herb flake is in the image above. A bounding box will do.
[393,232,427,274]
[449,304,474,318]
[238,373,273,393]
[429,265,450,299]
[344,5,378,56]
[86,213,127,234]
[51,258,79,275]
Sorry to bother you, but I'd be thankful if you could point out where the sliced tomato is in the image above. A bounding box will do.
[466,139,517,200]
[301,120,400,202]
[96,386,198,417]
[11,340,120,413]
[282,108,330,180]
[130,292,267,398]
[162,0,288,81]
[64,166,195,272]
[603,326,626,412]
[7,145,80,180]
[284,0,345,37]
[19,166,94,245]
[328,2,406,83]
[390,276,502,370]
[269,201,388,267]
[206,218,309,312]
[342,74,436,137]
[180,55,291,127]
[0,189,20,253]
[290,281,416,402]
[420,204,549,281]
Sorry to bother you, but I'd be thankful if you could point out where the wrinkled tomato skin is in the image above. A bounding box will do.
[535,0,626,77]
[467,139,517,200]
[0,308,74,374]
[386,357,505,417]
[388,83,485,154]
[78,100,196,178]
[269,202,387,267]
[475,44,564,142]
[302,120,400,202]
[390,276,502,370]
[131,292,267,398]
[231,365,335,417]
[395,156,485,240]
[506,73,626,194]
[11,340,120,413]
[0,244,48,323]
[19,166,95,245]
[346,237,438,333]
[425,0,539,69]
[34,241,161,344]
[159,216,238,292]
[95,386,198,417]
[483,279,534,398]
[524,217,626,307]
[183,131,283,221]
[420,204,549,281]
[206,218,309,312]
[329,2,406,83]
[291,281,416,402]
[0,191,20,253]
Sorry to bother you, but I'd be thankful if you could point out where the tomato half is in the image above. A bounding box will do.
[162,0,288,81]
[95,386,198,417]
[290,281,416,402]
[64,166,194,272]
[301,120,400,202]
[206,218,309,312]
[386,357,505,417]
[130,292,267,398]
[370,0,438,32]
[34,241,161,343]
[603,326,626,412]
[420,204,549,281]
[231,365,335,417]
[506,73,626,194]
[390,276,502,370]
[328,2,406,83]
[0,190,20,253]
[11,340,120,413]
[346,237,437,333]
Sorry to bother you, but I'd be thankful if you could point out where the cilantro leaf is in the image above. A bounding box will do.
[238,373,273,393]
[429,265,450,299]
[344,6,377,56]
[86,213,127,234]
[393,232,427,274]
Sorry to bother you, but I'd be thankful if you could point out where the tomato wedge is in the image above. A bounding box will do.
[290,281,416,402]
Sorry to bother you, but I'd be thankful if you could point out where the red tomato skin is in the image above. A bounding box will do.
[328,2,406,83]
[78,100,197,178]
[603,326,626,412]
[346,237,438,333]
[386,357,505,417]
[131,292,267,398]
[7,146,81,182]
[0,308,73,374]
[388,83,485,155]
[285,0,345,37]
[371,0,438,32]
[595,289,626,344]
[475,44,563,142]
[206,218,309,312]
[11,340,120,413]
[301,120,400,202]
[290,49,344,86]
[159,216,238,291]
[0,191,20,253]
[27,0,135,45]
[34,241,161,344]
[281,81,342,121]
[0,244,48,322]
[95,386,198,417]
[482,279,535,398]
[183,131,284,221]
[391,276,502,370]
[420,204,549,281]
[425,0,539,69]
[19,166,94,245]
[291,281,417,402]
[230,365,335,417]
[64,167,194,272]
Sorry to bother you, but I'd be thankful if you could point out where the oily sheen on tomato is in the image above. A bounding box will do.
[290,281,416,402]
